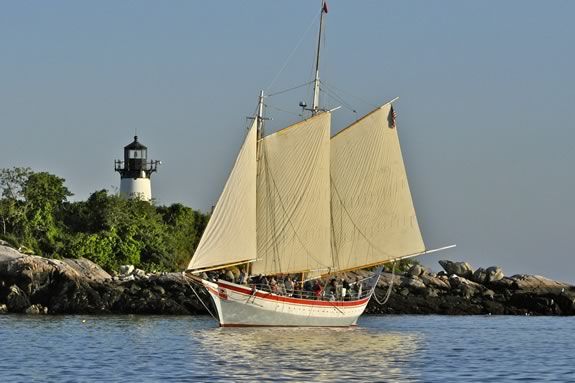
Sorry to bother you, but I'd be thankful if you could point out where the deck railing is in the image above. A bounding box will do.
[216,271,381,302]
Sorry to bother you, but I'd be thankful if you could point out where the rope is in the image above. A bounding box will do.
[267,81,313,98]
[330,176,395,261]
[258,136,331,270]
[372,262,396,306]
[266,12,321,91]
[182,272,218,321]
[321,80,379,110]
[265,103,302,117]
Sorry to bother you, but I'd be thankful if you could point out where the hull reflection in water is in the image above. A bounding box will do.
[190,318,422,382]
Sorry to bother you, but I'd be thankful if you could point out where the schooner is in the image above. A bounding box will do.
[185,1,454,327]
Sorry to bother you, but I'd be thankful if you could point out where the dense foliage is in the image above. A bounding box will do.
[0,167,208,272]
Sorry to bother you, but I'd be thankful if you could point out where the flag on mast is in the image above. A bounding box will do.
[322,1,328,13]
[389,105,397,129]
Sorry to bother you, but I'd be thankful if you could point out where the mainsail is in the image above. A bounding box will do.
[330,103,425,272]
[187,121,258,271]
[252,112,332,276]
[188,102,425,276]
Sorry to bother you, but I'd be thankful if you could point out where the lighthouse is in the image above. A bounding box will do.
[114,136,160,201]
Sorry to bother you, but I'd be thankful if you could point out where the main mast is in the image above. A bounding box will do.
[312,1,328,115]
[257,90,265,138]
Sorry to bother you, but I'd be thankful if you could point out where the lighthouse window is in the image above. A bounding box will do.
[128,149,147,159]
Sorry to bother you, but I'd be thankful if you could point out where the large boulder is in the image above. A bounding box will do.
[0,244,25,263]
[449,275,485,298]
[485,266,504,283]
[377,272,402,288]
[401,277,426,290]
[132,269,147,279]
[63,258,112,282]
[510,275,570,293]
[25,304,48,315]
[472,268,488,284]
[6,285,30,312]
[488,276,515,290]
[377,272,426,290]
[420,274,451,290]
[439,260,473,279]
[406,264,425,278]
[119,265,135,276]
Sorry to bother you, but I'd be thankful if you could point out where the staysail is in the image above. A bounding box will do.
[330,103,425,272]
[187,121,258,271]
[252,112,332,276]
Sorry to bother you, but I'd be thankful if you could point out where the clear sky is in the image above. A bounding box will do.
[1,1,574,283]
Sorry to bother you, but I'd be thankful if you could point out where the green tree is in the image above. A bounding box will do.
[158,203,205,270]
[1,170,209,272]
[0,167,32,238]
[21,172,72,255]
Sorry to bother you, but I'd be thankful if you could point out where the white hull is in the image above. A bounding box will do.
[201,279,372,327]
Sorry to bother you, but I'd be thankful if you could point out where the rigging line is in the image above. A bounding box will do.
[258,143,277,272]
[321,86,357,113]
[329,204,340,270]
[267,81,314,98]
[182,273,217,321]
[259,134,331,269]
[261,142,281,272]
[265,103,302,117]
[320,83,357,111]
[330,176,396,261]
[372,262,396,306]
[266,11,322,91]
[321,80,379,110]
[262,156,329,269]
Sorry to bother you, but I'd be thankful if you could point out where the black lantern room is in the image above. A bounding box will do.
[114,136,160,179]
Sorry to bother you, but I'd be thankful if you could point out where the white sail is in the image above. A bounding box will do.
[330,103,425,272]
[187,121,258,271]
[252,112,332,276]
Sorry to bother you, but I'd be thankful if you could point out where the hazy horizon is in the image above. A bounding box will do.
[1,1,574,283]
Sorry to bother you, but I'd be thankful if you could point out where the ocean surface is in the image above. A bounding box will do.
[0,315,573,382]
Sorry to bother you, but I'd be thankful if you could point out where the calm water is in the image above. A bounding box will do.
[0,315,573,382]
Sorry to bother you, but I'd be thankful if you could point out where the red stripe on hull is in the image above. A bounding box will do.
[216,280,370,307]
[220,323,358,328]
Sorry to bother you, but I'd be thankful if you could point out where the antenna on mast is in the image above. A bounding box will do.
[248,90,270,139]
[257,90,265,138]
[311,0,328,115]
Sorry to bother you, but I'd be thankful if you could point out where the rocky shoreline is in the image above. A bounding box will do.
[1,244,574,316]
[365,261,575,316]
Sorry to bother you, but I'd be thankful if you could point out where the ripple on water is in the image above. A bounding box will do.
[0,315,573,382]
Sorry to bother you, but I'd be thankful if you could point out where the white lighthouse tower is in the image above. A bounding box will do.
[114,136,160,201]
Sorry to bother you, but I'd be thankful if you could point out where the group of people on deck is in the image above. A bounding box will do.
[209,269,365,301]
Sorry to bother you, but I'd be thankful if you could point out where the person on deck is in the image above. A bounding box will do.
[303,280,313,299]
[341,278,350,300]
[269,277,278,293]
[261,276,270,292]
[353,277,363,299]
[313,281,323,300]
[237,269,246,285]
[285,277,294,297]
[326,278,337,298]
[224,269,235,282]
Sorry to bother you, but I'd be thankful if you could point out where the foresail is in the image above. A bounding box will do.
[187,121,258,271]
[330,103,425,272]
[253,112,332,276]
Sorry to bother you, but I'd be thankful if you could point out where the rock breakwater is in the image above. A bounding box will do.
[1,244,573,316]
[366,261,575,315]
[0,244,207,315]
